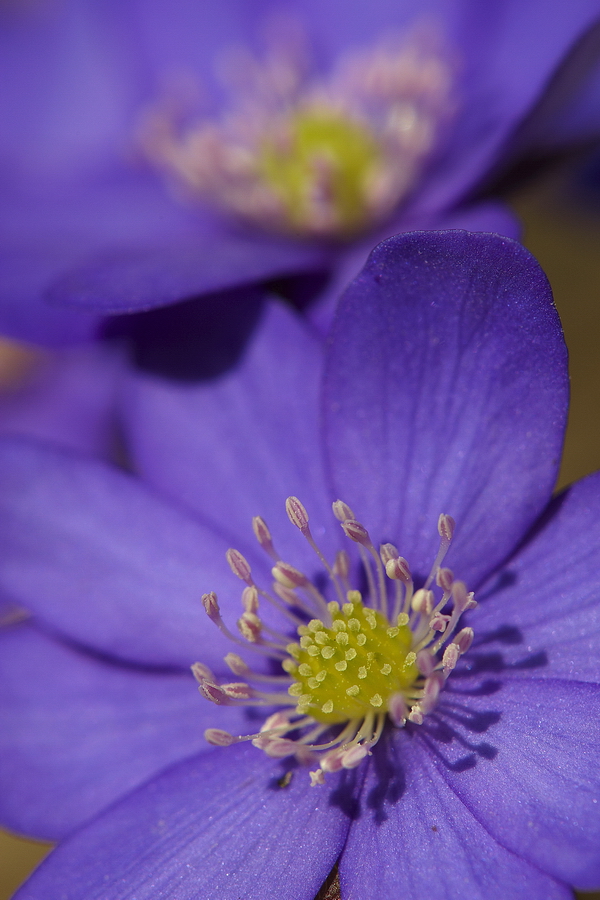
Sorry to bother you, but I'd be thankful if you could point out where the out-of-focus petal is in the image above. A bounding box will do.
[1,169,327,320]
[323,230,568,587]
[0,623,244,841]
[48,231,328,313]
[340,731,571,900]
[469,472,600,683]
[0,437,244,668]
[408,0,600,216]
[0,0,145,181]
[438,677,600,889]
[0,342,123,457]
[122,300,338,571]
[14,744,351,900]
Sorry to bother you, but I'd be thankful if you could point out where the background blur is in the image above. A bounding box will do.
[1,155,600,899]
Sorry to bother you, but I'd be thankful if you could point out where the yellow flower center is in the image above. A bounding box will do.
[259,109,383,238]
[285,594,418,723]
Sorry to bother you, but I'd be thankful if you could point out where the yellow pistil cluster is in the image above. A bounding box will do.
[284,592,418,724]
[259,109,383,238]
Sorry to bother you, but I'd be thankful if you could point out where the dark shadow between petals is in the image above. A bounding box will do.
[102,286,265,382]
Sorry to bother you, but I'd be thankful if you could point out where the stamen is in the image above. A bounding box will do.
[196,499,474,782]
[424,513,455,589]
[226,548,253,584]
[252,516,278,559]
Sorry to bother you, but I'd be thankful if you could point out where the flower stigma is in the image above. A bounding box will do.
[196,497,476,785]
[141,26,455,240]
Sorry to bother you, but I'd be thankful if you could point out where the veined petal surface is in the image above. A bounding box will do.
[324,230,568,586]
[0,624,244,840]
[14,744,351,900]
[0,437,243,668]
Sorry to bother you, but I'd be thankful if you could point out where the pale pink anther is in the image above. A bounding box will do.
[286,496,310,533]
[191,661,215,683]
[451,580,469,612]
[294,744,317,766]
[261,712,290,734]
[222,682,254,700]
[442,642,460,670]
[333,550,350,580]
[332,500,355,522]
[430,612,450,632]
[237,612,262,642]
[416,649,435,677]
[242,585,259,613]
[388,692,408,726]
[252,516,275,555]
[411,588,434,615]
[320,749,345,773]
[464,593,478,611]
[272,582,298,605]
[252,732,275,750]
[341,744,369,769]
[272,561,308,588]
[226,548,253,583]
[436,567,454,592]
[385,556,411,581]
[201,591,221,623]
[199,681,230,705]
[421,672,443,712]
[455,627,474,654]
[224,653,250,676]
[438,514,455,542]
[379,543,400,564]
[204,728,236,747]
[341,519,371,546]
[263,738,298,758]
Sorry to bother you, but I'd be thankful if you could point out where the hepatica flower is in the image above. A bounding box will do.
[2,0,600,341]
[1,231,600,899]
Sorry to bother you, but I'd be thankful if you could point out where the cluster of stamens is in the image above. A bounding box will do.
[141,26,454,240]
[195,497,476,785]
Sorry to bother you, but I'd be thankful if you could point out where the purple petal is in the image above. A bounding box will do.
[47,230,328,313]
[0,0,145,181]
[309,201,522,337]
[438,677,600,889]
[0,342,123,457]
[2,149,327,320]
[408,0,600,216]
[471,471,600,684]
[517,25,600,151]
[0,437,246,668]
[0,623,245,841]
[323,230,568,587]
[340,731,571,900]
[0,169,204,341]
[121,301,338,571]
[14,744,350,900]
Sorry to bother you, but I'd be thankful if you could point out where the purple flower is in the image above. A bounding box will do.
[1,230,599,899]
[2,0,600,345]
